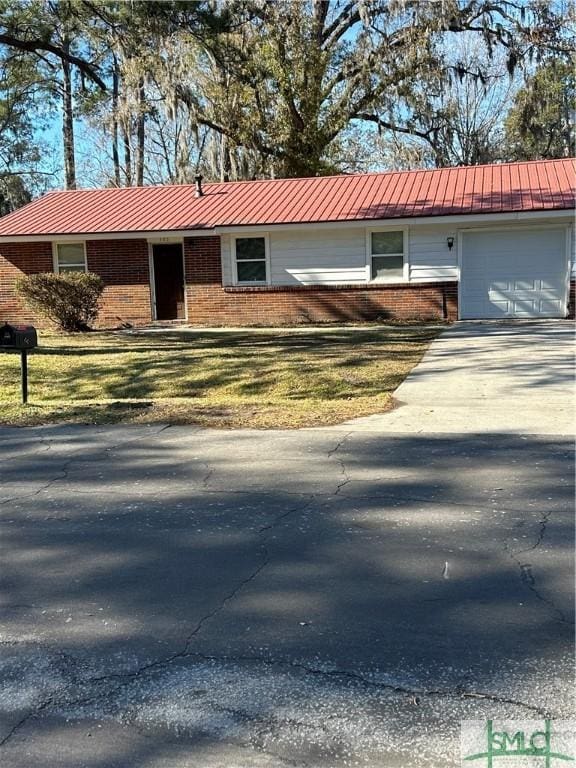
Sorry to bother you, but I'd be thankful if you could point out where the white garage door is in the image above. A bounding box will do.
[460,228,567,319]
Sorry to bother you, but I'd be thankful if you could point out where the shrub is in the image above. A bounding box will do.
[16,272,105,332]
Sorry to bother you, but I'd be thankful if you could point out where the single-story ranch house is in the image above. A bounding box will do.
[0,158,574,327]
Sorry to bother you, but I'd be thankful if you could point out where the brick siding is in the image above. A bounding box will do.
[86,239,151,327]
[0,239,152,328]
[184,236,458,324]
[0,242,53,325]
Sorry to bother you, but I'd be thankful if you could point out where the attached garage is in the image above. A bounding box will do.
[460,228,569,319]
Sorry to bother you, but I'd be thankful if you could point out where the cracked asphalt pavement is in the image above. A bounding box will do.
[0,323,574,767]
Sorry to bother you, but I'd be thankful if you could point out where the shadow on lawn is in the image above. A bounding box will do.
[34,325,438,355]
[28,327,437,404]
[26,321,572,408]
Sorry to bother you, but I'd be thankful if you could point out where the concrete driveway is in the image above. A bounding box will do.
[0,322,573,767]
[345,320,575,434]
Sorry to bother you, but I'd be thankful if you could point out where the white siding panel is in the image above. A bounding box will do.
[409,226,458,282]
[269,228,367,285]
[221,222,570,290]
[221,234,232,284]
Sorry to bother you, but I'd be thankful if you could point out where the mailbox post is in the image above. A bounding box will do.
[0,323,38,404]
[21,349,29,404]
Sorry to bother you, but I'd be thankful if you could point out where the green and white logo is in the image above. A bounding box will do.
[461,720,575,767]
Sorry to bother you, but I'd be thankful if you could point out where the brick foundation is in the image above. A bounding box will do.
[184,236,458,324]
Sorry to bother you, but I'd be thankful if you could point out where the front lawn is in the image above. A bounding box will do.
[0,326,440,428]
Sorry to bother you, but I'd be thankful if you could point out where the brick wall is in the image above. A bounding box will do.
[184,236,459,324]
[0,239,152,329]
[86,239,152,327]
[0,242,53,324]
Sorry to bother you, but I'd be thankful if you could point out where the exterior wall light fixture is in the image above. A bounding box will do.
[447,236,455,251]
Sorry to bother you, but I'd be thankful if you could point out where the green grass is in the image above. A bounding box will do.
[0,326,440,428]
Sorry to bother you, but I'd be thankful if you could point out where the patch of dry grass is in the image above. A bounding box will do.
[0,326,440,428]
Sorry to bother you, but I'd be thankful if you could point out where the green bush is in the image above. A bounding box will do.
[16,272,105,332]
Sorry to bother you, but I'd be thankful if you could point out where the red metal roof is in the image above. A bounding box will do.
[0,158,573,238]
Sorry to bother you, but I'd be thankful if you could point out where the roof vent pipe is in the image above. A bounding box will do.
[194,174,203,198]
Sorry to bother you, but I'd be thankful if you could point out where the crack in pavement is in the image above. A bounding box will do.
[335,488,559,516]
[0,495,316,748]
[327,433,353,496]
[503,509,568,624]
[0,425,183,747]
[0,698,57,749]
[258,496,316,535]
[0,638,101,748]
[7,478,551,521]
[1,630,551,750]
[0,549,270,746]
[0,425,173,508]
[183,652,552,718]
[201,461,215,487]
[0,458,73,507]
[0,433,53,483]
[513,508,554,556]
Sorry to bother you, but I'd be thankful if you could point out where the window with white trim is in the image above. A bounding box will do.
[370,231,405,280]
[234,236,268,283]
[55,242,87,273]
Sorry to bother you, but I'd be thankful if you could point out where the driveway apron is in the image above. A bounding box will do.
[341,320,574,435]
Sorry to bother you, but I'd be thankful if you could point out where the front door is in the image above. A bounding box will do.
[152,244,185,320]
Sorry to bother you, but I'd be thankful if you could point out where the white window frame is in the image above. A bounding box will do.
[53,241,87,274]
[231,233,271,286]
[366,227,409,283]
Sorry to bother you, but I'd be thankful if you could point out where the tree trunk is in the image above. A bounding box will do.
[135,77,145,186]
[123,122,132,186]
[111,54,121,186]
[61,40,76,190]
[220,135,232,182]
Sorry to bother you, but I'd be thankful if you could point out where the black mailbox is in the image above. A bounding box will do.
[0,323,38,349]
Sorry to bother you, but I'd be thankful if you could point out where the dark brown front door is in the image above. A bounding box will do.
[153,244,185,320]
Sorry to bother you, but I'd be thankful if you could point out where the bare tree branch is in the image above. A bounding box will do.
[0,33,106,89]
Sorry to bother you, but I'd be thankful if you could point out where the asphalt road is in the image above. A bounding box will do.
[0,322,574,767]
